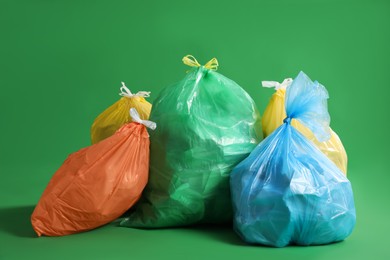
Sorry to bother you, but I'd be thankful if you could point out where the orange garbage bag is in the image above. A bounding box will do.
[90,82,152,144]
[261,78,348,174]
[31,108,156,236]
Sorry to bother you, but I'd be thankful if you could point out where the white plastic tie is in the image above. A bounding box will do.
[119,82,151,98]
[262,78,293,90]
[129,108,156,130]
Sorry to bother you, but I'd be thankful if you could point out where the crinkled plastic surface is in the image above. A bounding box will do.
[31,121,150,236]
[121,65,262,228]
[262,82,348,174]
[91,95,151,144]
[231,71,356,247]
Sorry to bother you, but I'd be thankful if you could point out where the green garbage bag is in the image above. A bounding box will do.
[120,55,262,228]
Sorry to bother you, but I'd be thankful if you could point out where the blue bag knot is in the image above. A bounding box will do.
[283,117,291,124]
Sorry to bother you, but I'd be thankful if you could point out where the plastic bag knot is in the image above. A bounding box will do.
[283,117,291,124]
[119,82,151,98]
[182,55,218,71]
[130,108,156,130]
[262,78,293,90]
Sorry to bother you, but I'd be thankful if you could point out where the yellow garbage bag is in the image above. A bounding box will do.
[261,78,348,174]
[91,82,152,144]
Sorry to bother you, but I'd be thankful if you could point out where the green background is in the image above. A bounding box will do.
[1,0,389,259]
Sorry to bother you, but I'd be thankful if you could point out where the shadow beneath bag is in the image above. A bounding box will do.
[188,224,348,248]
[0,205,36,238]
[188,225,344,248]
[182,223,247,246]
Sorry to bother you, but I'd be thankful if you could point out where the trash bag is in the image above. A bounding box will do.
[120,55,262,228]
[230,71,356,247]
[90,82,152,144]
[31,109,156,236]
[261,78,348,174]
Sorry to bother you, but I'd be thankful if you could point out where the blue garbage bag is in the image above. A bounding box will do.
[230,71,356,247]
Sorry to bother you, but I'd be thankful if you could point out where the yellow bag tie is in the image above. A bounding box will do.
[182,55,219,71]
